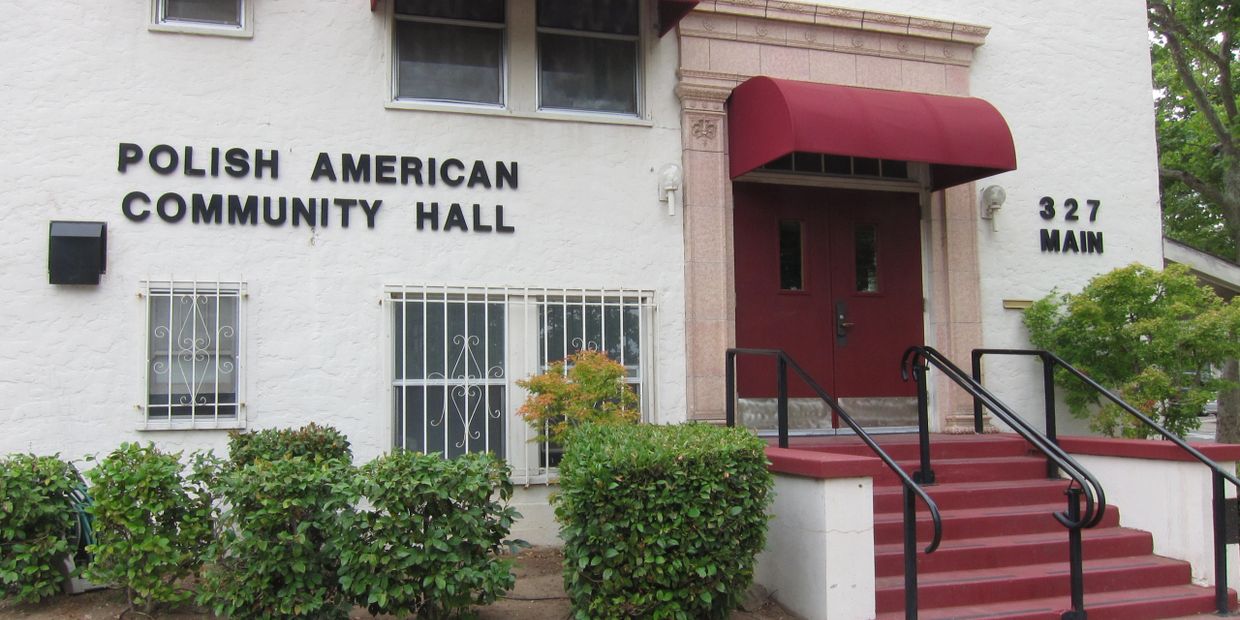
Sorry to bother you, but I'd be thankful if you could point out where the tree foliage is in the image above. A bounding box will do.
[1149,0,1239,258]
[1024,263,1240,437]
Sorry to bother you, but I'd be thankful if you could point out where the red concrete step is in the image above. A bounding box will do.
[873,478,1070,513]
[873,503,1121,546]
[875,584,1233,620]
[876,555,1193,612]
[870,456,1048,486]
[874,527,1154,577]
[794,434,1033,462]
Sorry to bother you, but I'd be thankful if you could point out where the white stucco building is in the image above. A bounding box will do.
[2,0,1161,490]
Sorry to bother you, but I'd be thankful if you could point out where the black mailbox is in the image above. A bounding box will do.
[49,221,107,285]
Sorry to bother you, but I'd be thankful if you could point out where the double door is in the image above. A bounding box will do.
[733,184,924,425]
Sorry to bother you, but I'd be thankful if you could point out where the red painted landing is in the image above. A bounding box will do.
[777,433,1236,620]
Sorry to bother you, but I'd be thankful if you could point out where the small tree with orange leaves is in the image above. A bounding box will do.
[516,350,639,444]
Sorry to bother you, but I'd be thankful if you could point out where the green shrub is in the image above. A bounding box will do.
[0,454,81,603]
[83,443,215,610]
[517,349,639,444]
[226,423,351,468]
[200,427,355,619]
[1024,263,1240,437]
[338,450,520,618]
[555,424,774,620]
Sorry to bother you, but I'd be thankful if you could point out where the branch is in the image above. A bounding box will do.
[1149,2,1237,155]
[1159,166,1232,209]
[1218,30,1236,124]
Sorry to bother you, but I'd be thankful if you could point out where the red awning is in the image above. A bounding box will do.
[727,76,1016,190]
[658,0,700,36]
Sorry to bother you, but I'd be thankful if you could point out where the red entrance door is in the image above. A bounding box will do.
[733,184,924,422]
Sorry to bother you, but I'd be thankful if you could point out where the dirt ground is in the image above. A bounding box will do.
[0,548,800,619]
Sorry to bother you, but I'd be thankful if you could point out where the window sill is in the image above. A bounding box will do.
[138,418,247,432]
[384,100,654,128]
[148,22,253,39]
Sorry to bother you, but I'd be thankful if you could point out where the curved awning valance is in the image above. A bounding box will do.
[727,76,1017,190]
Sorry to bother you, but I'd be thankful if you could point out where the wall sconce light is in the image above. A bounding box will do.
[980,184,1006,231]
[657,163,683,217]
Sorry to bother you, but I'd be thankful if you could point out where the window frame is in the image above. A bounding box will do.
[139,280,248,431]
[386,0,649,124]
[149,0,253,38]
[386,284,656,484]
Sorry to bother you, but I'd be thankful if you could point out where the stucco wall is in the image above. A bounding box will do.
[0,1,686,463]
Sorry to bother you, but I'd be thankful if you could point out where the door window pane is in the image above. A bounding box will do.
[779,220,803,291]
[855,225,879,292]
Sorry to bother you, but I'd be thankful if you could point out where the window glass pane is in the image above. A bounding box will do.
[539,33,636,114]
[396,0,504,22]
[163,0,241,26]
[396,20,503,105]
[853,157,881,177]
[881,160,909,179]
[779,220,803,291]
[856,225,879,292]
[538,0,638,35]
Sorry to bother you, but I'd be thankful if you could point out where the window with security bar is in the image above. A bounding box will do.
[389,286,654,481]
[144,281,244,426]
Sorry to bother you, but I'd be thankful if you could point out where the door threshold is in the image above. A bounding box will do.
[754,426,919,438]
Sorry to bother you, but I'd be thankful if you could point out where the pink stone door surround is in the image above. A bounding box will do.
[676,0,992,431]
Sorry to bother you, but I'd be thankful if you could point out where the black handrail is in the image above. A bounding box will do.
[974,347,1240,615]
[903,346,1107,620]
[725,347,942,620]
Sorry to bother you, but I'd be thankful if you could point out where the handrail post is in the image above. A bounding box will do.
[971,350,984,433]
[1042,353,1060,479]
[725,350,736,428]
[1063,486,1087,620]
[1213,470,1230,614]
[903,485,919,620]
[912,362,935,484]
[776,355,789,449]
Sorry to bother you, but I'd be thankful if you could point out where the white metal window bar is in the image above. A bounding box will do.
[388,285,655,484]
[142,280,245,429]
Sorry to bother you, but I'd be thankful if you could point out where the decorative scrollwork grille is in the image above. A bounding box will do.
[388,285,655,480]
[144,281,243,424]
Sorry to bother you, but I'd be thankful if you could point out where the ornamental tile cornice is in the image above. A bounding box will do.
[686,0,990,49]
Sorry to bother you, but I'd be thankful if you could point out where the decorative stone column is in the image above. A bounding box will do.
[677,83,734,422]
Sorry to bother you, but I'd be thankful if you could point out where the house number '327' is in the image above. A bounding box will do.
[1038,197,1100,222]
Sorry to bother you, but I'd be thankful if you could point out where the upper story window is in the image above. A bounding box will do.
[392,0,643,118]
[394,0,506,106]
[537,0,639,115]
[152,0,251,37]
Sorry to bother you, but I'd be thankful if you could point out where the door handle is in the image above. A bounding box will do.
[835,301,854,340]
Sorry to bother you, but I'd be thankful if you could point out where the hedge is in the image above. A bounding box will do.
[338,450,519,618]
[555,423,774,619]
[83,443,214,609]
[0,454,81,603]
